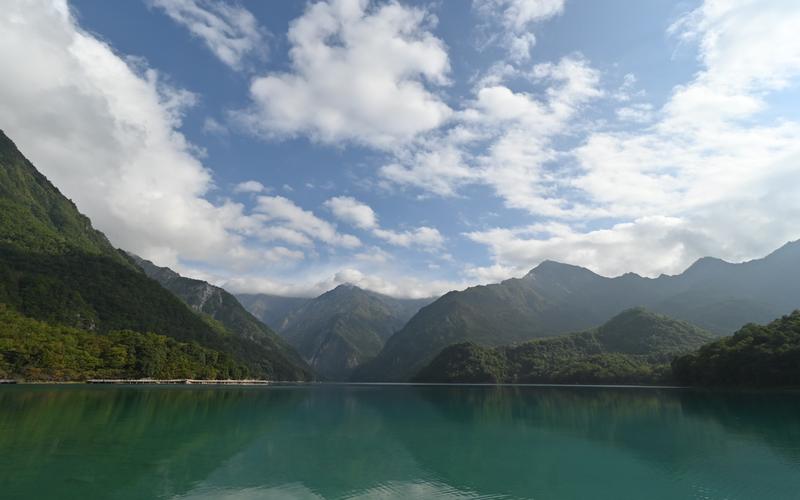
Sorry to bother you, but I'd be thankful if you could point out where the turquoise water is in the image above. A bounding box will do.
[1,385,799,499]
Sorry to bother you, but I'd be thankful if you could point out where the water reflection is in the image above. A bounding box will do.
[1,385,799,499]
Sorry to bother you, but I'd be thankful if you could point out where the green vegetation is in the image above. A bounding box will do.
[672,311,800,387]
[414,308,713,384]
[0,305,247,381]
[357,241,800,382]
[0,129,312,381]
[127,254,312,377]
[0,131,126,262]
[277,284,432,380]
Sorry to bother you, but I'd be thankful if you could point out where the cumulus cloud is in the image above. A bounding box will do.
[325,196,444,250]
[324,196,378,229]
[148,0,267,70]
[0,0,275,270]
[381,55,603,216]
[0,0,364,277]
[463,0,800,280]
[236,0,452,148]
[233,180,266,193]
[255,195,361,248]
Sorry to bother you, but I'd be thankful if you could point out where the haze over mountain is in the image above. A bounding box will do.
[240,285,433,380]
[356,244,800,381]
[415,308,714,384]
[0,129,311,381]
[236,294,310,331]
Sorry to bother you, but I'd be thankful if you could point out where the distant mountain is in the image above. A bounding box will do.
[357,243,800,381]
[414,308,713,384]
[270,284,433,380]
[236,293,309,331]
[127,254,312,378]
[672,310,800,387]
[0,129,311,381]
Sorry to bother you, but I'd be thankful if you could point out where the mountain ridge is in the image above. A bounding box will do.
[355,241,800,381]
[414,307,714,384]
[126,253,312,378]
[0,129,311,380]
[261,284,434,380]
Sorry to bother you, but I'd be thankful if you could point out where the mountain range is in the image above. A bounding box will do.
[355,242,800,381]
[414,307,713,384]
[238,286,433,380]
[2,126,800,385]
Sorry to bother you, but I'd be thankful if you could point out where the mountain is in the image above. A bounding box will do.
[672,310,800,387]
[0,304,248,380]
[0,131,126,262]
[0,129,311,381]
[270,284,433,380]
[236,293,309,331]
[414,308,713,384]
[357,244,800,381]
[127,254,312,377]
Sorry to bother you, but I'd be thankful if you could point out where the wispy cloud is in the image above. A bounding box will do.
[148,0,267,70]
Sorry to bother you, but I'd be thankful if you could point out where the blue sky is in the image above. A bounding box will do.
[3,0,800,297]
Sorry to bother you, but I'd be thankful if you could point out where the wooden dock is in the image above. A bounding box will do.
[86,379,271,385]
[0,379,17,384]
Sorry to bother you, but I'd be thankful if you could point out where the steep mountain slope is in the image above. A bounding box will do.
[127,254,312,378]
[235,293,309,330]
[358,244,800,381]
[276,284,433,380]
[0,130,126,261]
[415,308,713,384]
[0,129,311,380]
[672,310,800,387]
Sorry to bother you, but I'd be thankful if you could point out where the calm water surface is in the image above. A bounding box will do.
[1,384,799,499]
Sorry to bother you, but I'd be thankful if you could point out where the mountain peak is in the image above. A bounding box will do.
[763,239,800,261]
[524,259,600,281]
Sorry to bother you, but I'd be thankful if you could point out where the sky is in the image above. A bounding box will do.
[2,0,800,298]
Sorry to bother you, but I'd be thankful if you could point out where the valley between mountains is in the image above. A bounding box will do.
[1,128,799,386]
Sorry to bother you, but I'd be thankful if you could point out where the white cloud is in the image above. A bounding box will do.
[373,226,444,249]
[615,103,654,123]
[475,0,564,62]
[224,266,460,299]
[463,0,800,281]
[324,195,444,250]
[324,196,377,229]
[236,0,452,148]
[148,0,267,70]
[0,0,290,271]
[381,56,603,216]
[233,180,266,193]
[255,195,361,248]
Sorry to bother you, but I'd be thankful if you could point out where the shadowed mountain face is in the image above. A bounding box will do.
[356,244,800,381]
[0,129,311,381]
[127,255,312,380]
[414,308,714,384]
[269,285,434,380]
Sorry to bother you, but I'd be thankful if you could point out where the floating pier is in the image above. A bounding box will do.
[86,379,271,385]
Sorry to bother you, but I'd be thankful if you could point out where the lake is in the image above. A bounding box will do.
[1,385,799,499]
